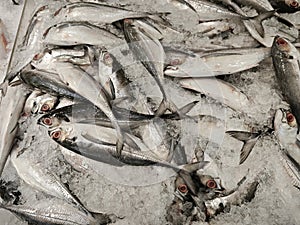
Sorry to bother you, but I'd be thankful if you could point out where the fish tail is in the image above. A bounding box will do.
[226,131,261,165]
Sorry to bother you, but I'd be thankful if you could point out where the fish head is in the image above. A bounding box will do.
[175,176,189,197]
[285,0,300,9]
[100,51,113,67]
[31,94,58,114]
[37,114,64,129]
[274,108,298,145]
[272,36,299,60]
[48,125,73,143]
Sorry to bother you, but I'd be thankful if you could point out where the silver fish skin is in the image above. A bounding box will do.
[54,2,149,24]
[32,47,92,73]
[0,198,98,225]
[179,77,251,112]
[274,109,300,166]
[43,22,123,47]
[123,19,181,116]
[21,5,49,48]
[165,47,271,77]
[10,147,91,215]
[185,0,243,21]
[48,122,200,172]
[55,62,124,155]
[271,37,300,127]
[19,69,85,101]
[0,85,27,176]
[234,0,274,12]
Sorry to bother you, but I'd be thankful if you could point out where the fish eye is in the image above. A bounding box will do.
[103,52,113,65]
[206,179,217,189]
[41,103,51,112]
[170,58,182,66]
[290,1,299,8]
[276,38,287,46]
[51,130,62,140]
[286,112,297,127]
[42,117,52,126]
[177,184,188,194]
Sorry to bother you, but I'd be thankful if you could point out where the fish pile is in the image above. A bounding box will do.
[0,0,300,224]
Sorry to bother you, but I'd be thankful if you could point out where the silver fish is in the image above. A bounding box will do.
[43,22,123,47]
[47,122,199,172]
[55,62,124,155]
[23,90,58,115]
[19,69,85,101]
[234,0,274,12]
[0,85,27,176]
[10,147,90,215]
[0,198,100,225]
[165,47,271,77]
[185,0,242,21]
[271,37,300,127]
[179,77,251,112]
[274,109,300,166]
[123,19,182,116]
[31,47,92,73]
[54,2,149,24]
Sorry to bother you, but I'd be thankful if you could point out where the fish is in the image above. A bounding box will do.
[10,147,91,215]
[179,77,252,113]
[31,47,93,73]
[184,0,243,21]
[205,178,259,217]
[55,62,125,156]
[23,90,58,115]
[226,131,261,164]
[21,5,49,48]
[271,37,300,128]
[46,122,202,172]
[234,0,274,12]
[54,2,150,24]
[274,109,300,167]
[165,47,271,77]
[0,85,27,176]
[0,197,109,225]
[37,101,197,130]
[123,19,183,116]
[98,50,117,99]
[19,69,86,101]
[43,22,123,47]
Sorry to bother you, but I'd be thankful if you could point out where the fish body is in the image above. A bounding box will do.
[271,37,300,127]
[0,85,27,176]
[185,0,242,21]
[165,47,271,77]
[234,0,274,12]
[179,77,251,112]
[0,199,98,225]
[54,2,149,24]
[10,147,90,214]
[43,22,122,47]
[19,70,85,101]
